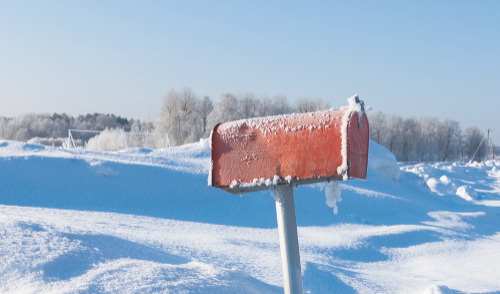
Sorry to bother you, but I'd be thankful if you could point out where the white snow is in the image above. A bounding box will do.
[2,138,500,293]
[367,140,401,181]
[456,185,478,201]
[323,181,342,215]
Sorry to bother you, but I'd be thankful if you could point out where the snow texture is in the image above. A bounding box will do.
[2,138,500,293]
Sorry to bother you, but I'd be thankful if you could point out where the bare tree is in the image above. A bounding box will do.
[465,127,484,161]
[207,91,241,130]
[400,117,420,162]
[296,98,331,113]
[158,89,182,145]
[385,114,403,155]
[437,119,460,161]
[157,87,202,146]
[368,111,387,145]
[239,93,258,119]
[418,116,439,161]
[269,95,292,116]
[0,117,7,138]
[198,96,213,136]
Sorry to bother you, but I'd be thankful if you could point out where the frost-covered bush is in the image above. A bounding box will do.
[85,129,168,151]
[86,129,129,151]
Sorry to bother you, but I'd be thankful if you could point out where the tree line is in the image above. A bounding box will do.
[0,87,490,162]
[156,87,331,146]
[369,111,486,162]
[0,113,153,146]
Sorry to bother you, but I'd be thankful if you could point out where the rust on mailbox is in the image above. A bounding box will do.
[210,97,369,194]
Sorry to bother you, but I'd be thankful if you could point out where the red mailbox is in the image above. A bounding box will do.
[210,98,369,194]
[209,96,369,294]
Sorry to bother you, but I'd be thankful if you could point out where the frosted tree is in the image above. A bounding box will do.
[207,91,241,129]
[418,116,439,161]
[385,114,403,155]
[239,93,258,119]
[268,95,291,115]
[465,127,485,161]
[436,119,460,161]
[0,117,7,138]
[158,87,203,146]
[198,96,214,136]
[368,111,387,145]
[158,89,182,145]
[400,117,419,162]
[296,98,330,113]
[255,96,272,117]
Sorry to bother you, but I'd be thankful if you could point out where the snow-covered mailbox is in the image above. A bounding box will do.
[210,96,369,294]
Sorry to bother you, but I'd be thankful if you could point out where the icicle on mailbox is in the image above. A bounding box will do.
[209,95,369,294]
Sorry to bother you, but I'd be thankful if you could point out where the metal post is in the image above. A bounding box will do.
[272,185,303,294]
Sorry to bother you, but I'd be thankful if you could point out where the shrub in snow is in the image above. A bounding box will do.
[86,129,129,151]
[367,140,401,181]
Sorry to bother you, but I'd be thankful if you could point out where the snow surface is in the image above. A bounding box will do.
[2,139,500,293]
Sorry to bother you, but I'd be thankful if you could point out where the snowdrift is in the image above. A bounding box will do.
[1,139,500,293]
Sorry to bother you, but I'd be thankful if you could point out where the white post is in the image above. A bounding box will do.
[272,185,303,294]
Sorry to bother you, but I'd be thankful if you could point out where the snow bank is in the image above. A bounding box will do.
[2,139,500,293]
[367,140,401,181]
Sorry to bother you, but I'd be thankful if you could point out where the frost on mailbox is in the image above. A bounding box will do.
[210,95,369,194]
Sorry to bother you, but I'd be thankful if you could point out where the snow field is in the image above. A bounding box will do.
[1,139,500,293]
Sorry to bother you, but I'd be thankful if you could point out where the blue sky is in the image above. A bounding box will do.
[1,1,499,143]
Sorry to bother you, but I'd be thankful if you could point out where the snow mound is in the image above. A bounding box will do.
[456,185,478,201]
[426,176,458,196]
[367,140,400,181]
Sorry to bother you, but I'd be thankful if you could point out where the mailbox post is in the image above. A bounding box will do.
[210,96,369,293]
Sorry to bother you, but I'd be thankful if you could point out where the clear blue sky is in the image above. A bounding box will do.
[1,1,499,143]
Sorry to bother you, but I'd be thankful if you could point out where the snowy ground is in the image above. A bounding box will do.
[1,139,500,294]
